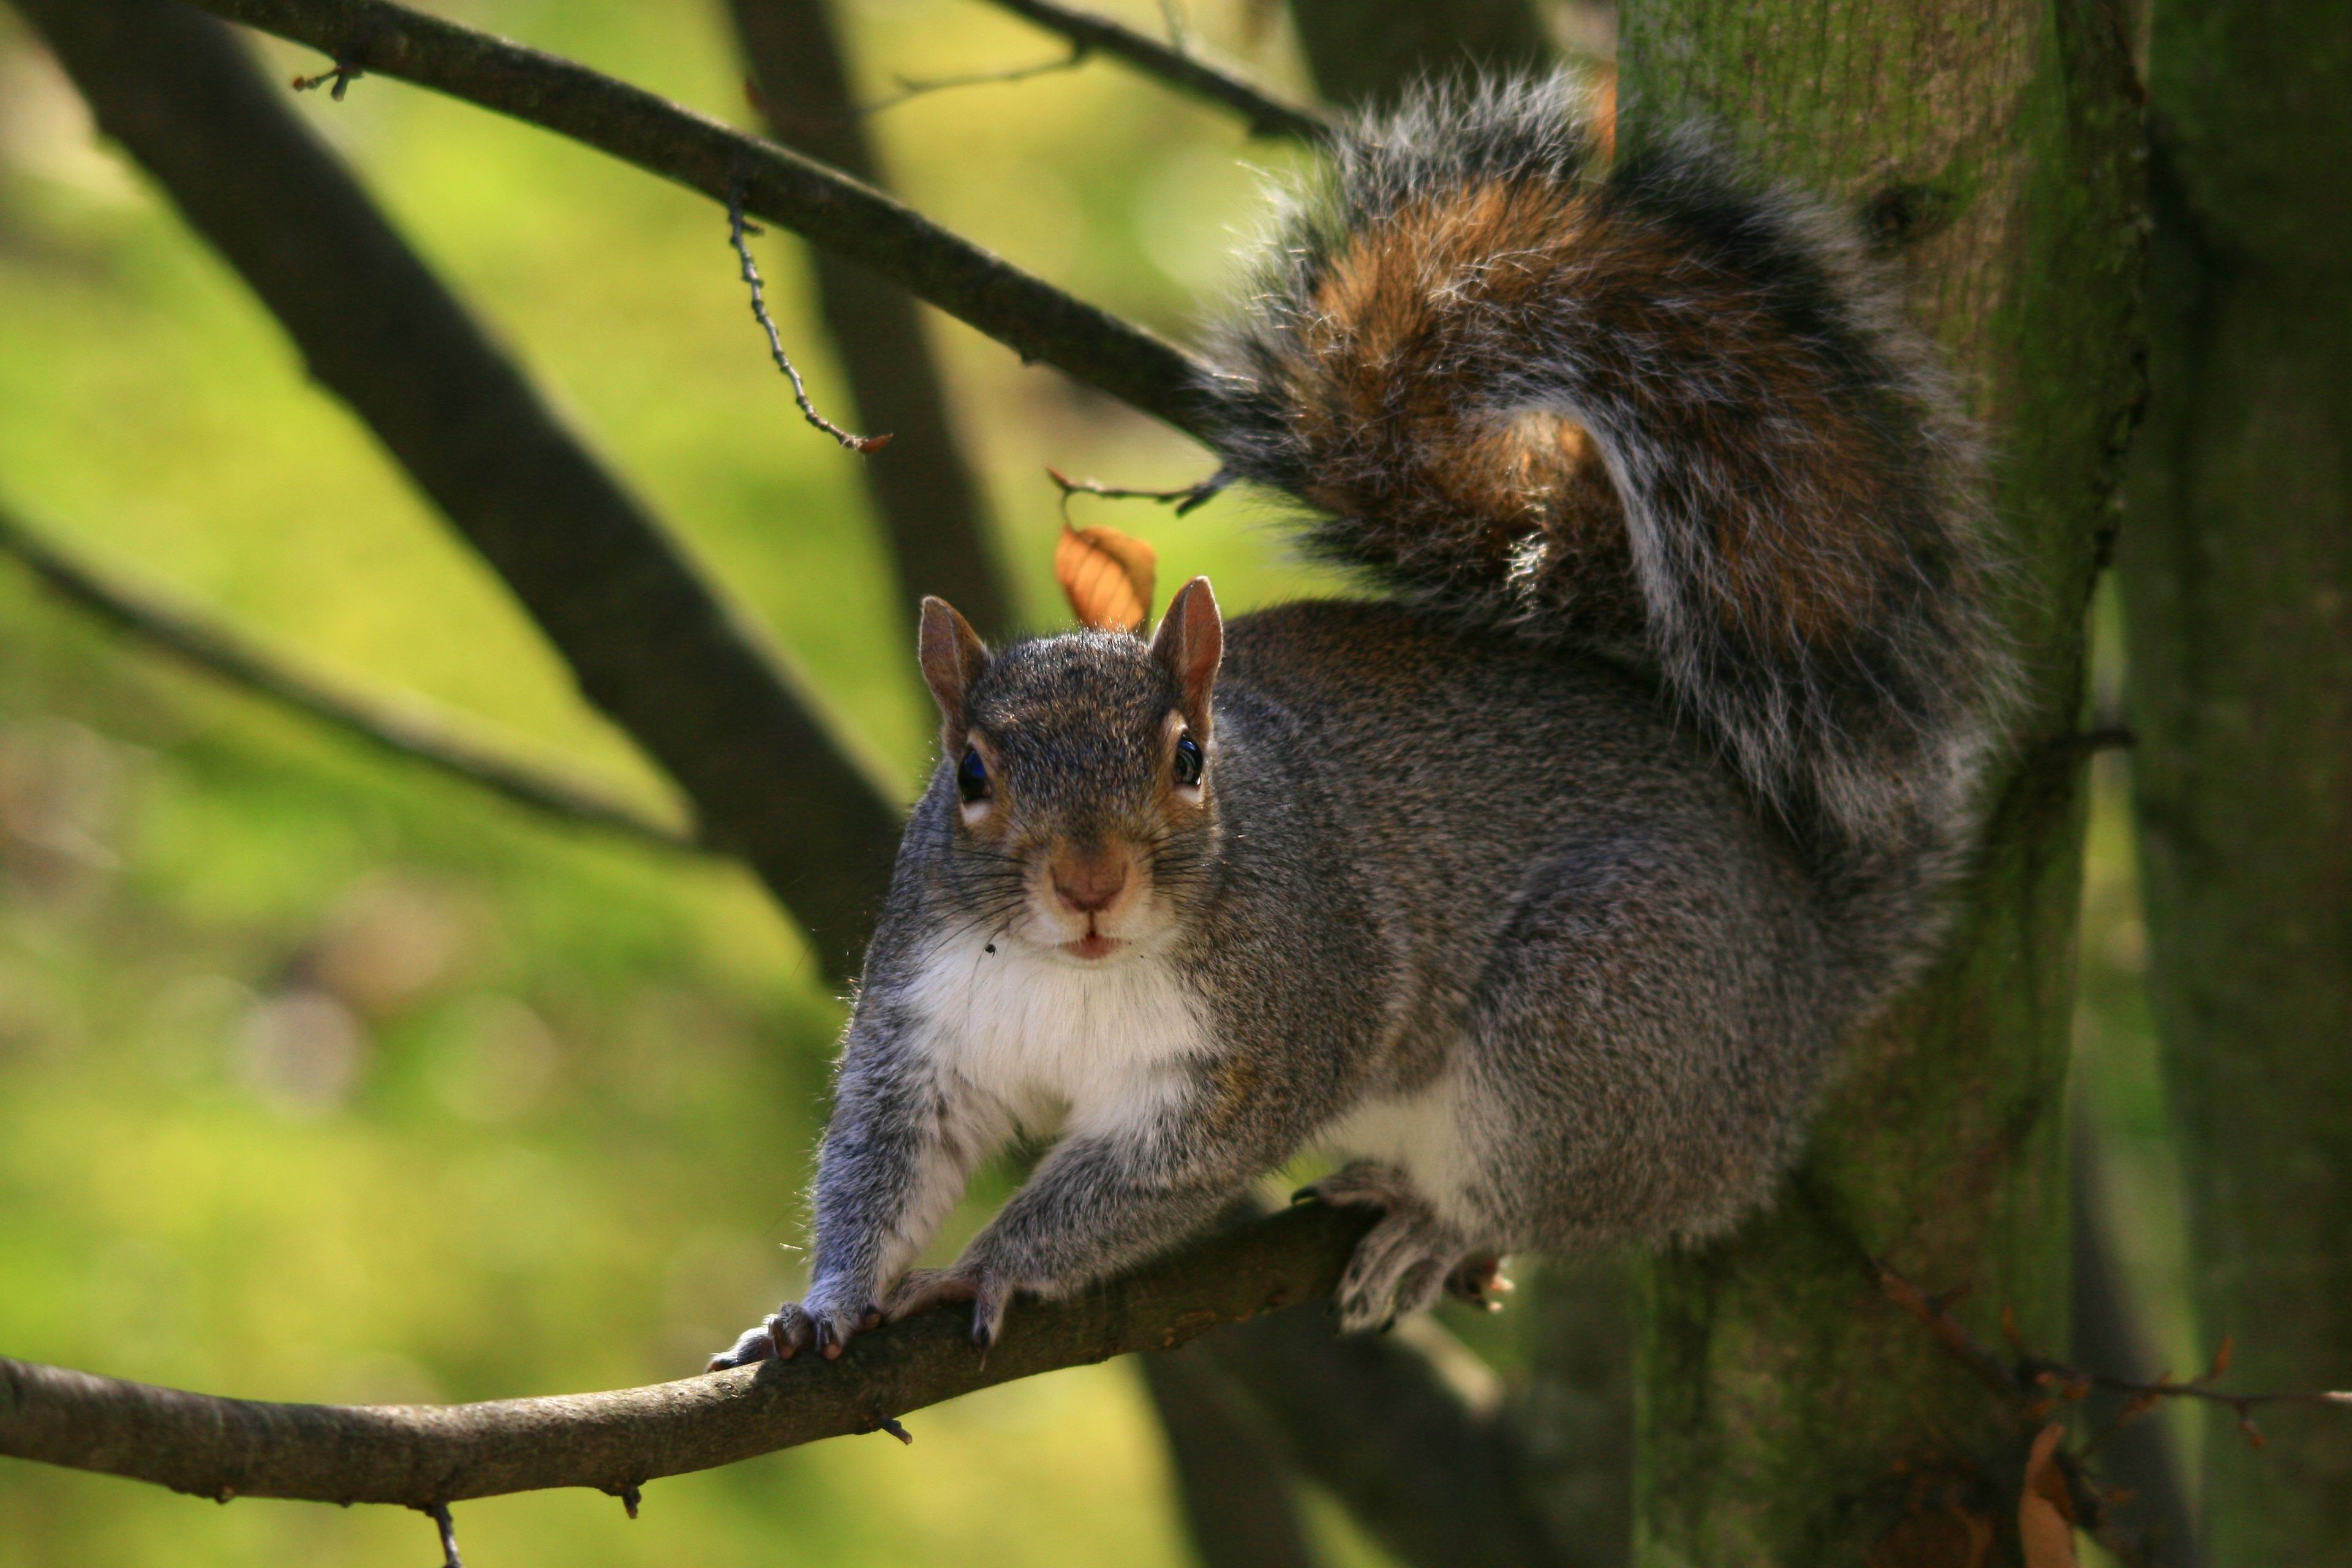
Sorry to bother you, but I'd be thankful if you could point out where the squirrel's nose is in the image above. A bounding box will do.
[1051,848,1131,914]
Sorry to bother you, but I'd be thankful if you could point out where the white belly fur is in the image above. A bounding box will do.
[1321,1072,1476,1227]
[900,927,1208,1140]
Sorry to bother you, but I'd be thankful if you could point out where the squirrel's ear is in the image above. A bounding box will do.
[1151,576,1223,732]
[918,597,989,739]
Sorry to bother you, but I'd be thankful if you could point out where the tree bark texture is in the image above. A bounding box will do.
[728,0,1016,642]
[2119,3,2352,1562]
[1618,1,2143,1561]
[19,0,905,981]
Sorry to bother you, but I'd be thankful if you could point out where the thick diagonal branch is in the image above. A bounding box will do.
[0,502,698,856]
[179,0,1218,438]
[728,0,1016,641]
[0,1205,1370,1507]
[976,0,1330,141]
[21,0,902,979]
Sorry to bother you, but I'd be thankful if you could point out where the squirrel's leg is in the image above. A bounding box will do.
[709,1037,1006,1370]
[1307,837,1816,1333]
[885,1113,1264,1349]
[1447,837,1822,1263]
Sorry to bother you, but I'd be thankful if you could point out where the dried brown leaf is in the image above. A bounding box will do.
[2206,1336,2235,1383]
[1054,522,1156,632]
[2019,1422,2078,1568]
[1589,62,1619,165]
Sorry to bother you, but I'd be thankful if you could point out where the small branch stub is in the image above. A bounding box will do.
[417,1502,464,1568]
[726,184,890,454]
[290,58,363,99]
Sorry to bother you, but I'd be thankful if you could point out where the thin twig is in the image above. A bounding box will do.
[2063,1353,2352,1451]
[726,185,890,453]
[727,0,1018,639]
[417,1502,464,1568]
[0,505,702,858]
[181,0,1216,439]
[973,0,1330,141]
[1870,1261,2026,1405]
[863,44,1088,116]
[1046,464,1232,516]
[29,0,907,982]
[1877,1257,2352,1463]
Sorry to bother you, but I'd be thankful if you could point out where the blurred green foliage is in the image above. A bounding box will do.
[0,2,2187,1564]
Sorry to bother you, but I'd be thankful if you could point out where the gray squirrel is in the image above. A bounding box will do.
[710,74,2008,1366]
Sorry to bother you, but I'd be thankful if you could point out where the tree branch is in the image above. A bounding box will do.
[21,0,903,981]
[177,0,1218,439]
[728,0,1017,641]
[0,1204,1371,1507]
[1197,1307,1575,1568]
[1137,1349,1317,1568]
[1284,0,1552,109]
[974,0,1330,141]
[0,501,700,856]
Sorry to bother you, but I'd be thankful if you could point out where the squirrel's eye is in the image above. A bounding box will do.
[1172,732,1204,789]
[956,746,990,804]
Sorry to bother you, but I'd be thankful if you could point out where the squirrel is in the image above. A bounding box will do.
[710,74,2008,1366]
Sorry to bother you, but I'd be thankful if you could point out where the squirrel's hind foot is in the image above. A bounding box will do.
[1305,1163,1487,1332]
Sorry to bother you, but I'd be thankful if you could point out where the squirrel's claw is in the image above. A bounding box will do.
[706,1321,772,1372]
[884,1265,1012,1349]
[1444,1254,1513,1310]
[1308,1165,1487,1333]
[706,1295,877,1372]
[706,1311,791,1372]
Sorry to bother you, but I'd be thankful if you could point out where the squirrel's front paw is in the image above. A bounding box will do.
[882,1264,1015,1350]
[705,1288,881,1371]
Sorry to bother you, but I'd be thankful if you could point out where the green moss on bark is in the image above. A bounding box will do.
[1619,0,2144,1559]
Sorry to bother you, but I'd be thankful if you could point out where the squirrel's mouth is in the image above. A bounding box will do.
[1063,932,1123,961]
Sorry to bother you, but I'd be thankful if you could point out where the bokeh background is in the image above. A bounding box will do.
[0,1,2187,1562]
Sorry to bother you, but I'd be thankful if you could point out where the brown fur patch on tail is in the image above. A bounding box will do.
[1282,180,1645,644]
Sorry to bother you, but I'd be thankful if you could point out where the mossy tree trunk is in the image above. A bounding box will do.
[1618,2,2143,1561]
[2119,4,2352,1562]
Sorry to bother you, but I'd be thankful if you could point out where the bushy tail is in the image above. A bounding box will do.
[1198,75,2010,918]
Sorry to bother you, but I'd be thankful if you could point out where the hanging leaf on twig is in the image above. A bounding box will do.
[2018,1423,2078,1568]
[1055,522,1156,632]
